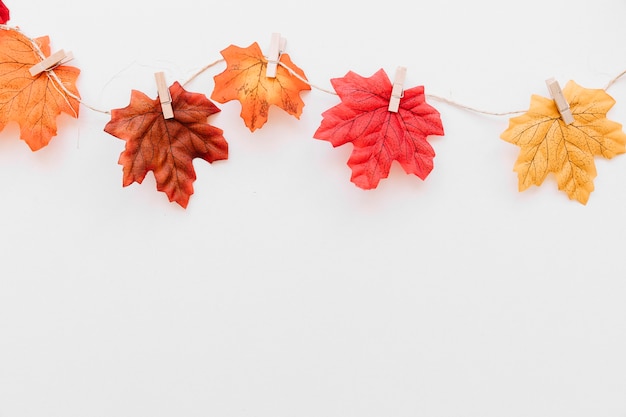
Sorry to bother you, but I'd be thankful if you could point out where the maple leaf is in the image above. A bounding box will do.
[0,28,80,150]
[0,1,9,24]
[103,82,228,208]
[313,69,444,189]
[500,80,626,204]
[211,42,311,131]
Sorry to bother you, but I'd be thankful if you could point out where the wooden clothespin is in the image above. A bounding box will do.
[266,32,287,78]
[29,49,74,77]
[154,72,174,119]
[388,66,407,112]
[545,78,574,125]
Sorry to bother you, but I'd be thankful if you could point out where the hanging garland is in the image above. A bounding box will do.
[0,2,625,208]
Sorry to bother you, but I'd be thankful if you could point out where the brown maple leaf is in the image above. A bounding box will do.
[103,82,228,208]
[211,42,311,131]
[500,80,626,204]
[0,27,80,150]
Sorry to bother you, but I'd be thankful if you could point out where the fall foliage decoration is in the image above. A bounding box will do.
[313,69,444,189]
[2,5,626,207]
[0,27,80,150]
[211,42,311,132]
[500,80,626,204]
[0,1,9,24]
[104,82,228,209]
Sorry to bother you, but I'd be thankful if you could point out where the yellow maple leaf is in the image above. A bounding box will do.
[500,80,626,204]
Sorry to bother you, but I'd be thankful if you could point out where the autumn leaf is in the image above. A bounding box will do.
[104,82,228,208]
[313,69,444,189]
[500,80,626,204]
[0,1,9,24]
[211,42,311,131]
[0,27,80,150]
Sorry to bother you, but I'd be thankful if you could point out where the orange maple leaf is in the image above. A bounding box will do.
[104,82,228,208]
[211,42,311,131]
[500,80,626,204]
[0,27,80,150]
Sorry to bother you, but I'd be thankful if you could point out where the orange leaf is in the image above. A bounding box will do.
[500,80,626,204]
[0,28,80,150]
[211,42,311,131]
[104,82,228,209]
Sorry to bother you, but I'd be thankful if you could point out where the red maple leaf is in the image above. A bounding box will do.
[313,69,444,189]
[0,1,9,24]
[103,82,228,208]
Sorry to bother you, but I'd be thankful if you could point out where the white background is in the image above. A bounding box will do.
[1,0,626,416]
